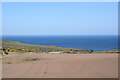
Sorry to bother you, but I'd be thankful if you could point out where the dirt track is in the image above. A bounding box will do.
[3,53,118,78]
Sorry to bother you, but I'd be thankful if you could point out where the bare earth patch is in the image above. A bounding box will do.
[2,53,41,64]
[2,53,118,78]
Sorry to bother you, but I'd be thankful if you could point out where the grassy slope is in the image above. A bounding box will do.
[1,40,119,53]
[2,40,72,51]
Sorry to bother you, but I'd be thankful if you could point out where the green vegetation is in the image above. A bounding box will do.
[93,49,119,53]
[1,40,119,64]
[1,40,71,53]
[0,40,119,54]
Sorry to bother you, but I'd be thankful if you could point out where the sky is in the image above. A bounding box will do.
[2,2,118,36]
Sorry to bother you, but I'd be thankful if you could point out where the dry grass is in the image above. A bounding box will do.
[2,52,118,64]
[2,53,41,64]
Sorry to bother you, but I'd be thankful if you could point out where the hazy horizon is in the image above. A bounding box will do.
[2,35,118,36]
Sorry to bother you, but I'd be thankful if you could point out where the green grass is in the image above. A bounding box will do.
[1,40,71,52]
[1,40,119,53]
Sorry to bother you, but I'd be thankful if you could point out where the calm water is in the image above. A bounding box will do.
[2,35,118,51]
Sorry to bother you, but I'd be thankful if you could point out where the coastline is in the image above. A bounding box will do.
[1,40,119,54]
[2,35,118,51]
[1,40,118,78]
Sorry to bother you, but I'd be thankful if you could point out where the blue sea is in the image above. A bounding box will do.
[2,35,118,51]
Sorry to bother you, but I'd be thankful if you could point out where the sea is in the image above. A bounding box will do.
[2,35,118,51]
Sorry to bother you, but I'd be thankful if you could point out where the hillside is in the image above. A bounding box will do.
[1,40,89,53]
[1,40,119,53]
[1,40,71,52]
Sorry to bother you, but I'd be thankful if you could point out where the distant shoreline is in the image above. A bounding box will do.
[2,35,118,51]
[1,40,119,54]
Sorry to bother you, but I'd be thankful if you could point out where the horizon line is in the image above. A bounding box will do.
[2,35,118,36]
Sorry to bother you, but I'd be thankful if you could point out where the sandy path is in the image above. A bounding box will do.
[2,54,118,78]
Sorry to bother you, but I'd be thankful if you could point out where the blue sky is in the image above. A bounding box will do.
[2,2,118,36]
